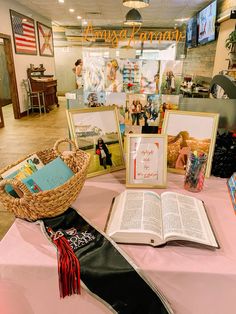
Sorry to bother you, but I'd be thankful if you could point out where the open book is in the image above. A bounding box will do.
[105,190,219,248]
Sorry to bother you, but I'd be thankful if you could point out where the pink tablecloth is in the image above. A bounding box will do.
[0,171,236,314]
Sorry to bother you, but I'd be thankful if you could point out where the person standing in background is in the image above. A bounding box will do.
[170,71,176,94]
[74,59,83,89]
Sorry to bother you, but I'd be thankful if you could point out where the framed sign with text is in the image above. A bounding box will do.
[126,134,167,188]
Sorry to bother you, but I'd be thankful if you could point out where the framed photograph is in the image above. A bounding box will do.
[162,110,219,177]
[37,22,54,56]
[83,57,105,92]
[10,10,37,55]
[84,91,106,107]
[66,106,125,177]
[140,60,159,94]
[126,134,167,188]
[158,95,179,133]
[159,60,183,95]
[105,59,124,92]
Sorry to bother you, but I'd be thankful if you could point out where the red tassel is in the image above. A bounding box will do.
[48,228,81,298]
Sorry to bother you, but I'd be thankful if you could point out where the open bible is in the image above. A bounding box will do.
[105,190,219,248]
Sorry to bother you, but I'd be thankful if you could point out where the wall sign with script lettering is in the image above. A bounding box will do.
[83,23,186,48]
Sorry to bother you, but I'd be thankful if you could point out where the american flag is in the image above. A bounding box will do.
[11,11,37,54]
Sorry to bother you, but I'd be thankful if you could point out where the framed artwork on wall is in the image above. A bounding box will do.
[36,22,54,57]
[66,106,125,178]
[10,10,37,55]
[161,110,219,177]
[126,134,167,188]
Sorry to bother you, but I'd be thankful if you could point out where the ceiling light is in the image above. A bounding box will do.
[82,20,88,26]
[123,0,150,8]
[175,17,190,22]
[69,8,75,13]
[124,8,142,26]
[58,0,64,3]
[77,16,82,19]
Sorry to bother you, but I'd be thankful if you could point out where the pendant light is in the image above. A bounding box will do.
[123,0,150,9]
[124,8,142,26]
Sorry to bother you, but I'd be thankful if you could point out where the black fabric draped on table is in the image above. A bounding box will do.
[42,207,171,314]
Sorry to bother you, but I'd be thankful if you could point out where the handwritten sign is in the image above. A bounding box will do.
[83,23,186,48]
[126,134,167,188]
[134,143,159,181]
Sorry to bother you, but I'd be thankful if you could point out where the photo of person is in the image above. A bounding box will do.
[127,94,147,126]
[160,61,183,95]
[105,59,123,92]
[162,111,219,177]
[83,57,105,92]
[158,95,179,133]
[95,137,112,169]
[140,60,160,94]
[168,131,191,170]
[73,59,83,89]
[144,95,161,127]
[66,107,125,177]
[84,92,106,107]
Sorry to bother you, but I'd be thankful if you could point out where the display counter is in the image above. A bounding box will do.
[0,171,236,314]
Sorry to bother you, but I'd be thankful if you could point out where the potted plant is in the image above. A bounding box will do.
[225,28,236,68]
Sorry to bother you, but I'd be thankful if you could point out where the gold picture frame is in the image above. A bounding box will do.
[161,110,219,177]
[126,134,167,188]
[66,106,125,178]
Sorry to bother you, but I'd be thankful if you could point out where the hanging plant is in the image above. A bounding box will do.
[225,29,236,53]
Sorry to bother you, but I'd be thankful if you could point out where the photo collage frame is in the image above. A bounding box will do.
[80,57,183,136]
[67,54,219,185]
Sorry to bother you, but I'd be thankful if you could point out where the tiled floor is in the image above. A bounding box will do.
[0,98,68,240]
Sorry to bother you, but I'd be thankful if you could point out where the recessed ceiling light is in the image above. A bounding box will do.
[69,8,75,13]
[82,20,88,26]
[77,16,82,19]
[58,0,64,3]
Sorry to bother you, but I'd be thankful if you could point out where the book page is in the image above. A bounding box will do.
[119,190,163,238]
[161,192,217,247]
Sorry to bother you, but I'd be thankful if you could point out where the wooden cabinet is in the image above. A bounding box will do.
[27,67,59,112]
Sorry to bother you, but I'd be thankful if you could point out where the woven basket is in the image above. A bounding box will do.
[0,138,90,221]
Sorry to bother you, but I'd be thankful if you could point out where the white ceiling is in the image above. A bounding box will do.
[15,0,212,27]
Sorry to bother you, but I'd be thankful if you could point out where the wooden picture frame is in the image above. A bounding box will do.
[9,10,37,55]
[126,134,167,188]
[161,110,219,177]
[66,106,125,178]
[37,22,54,57]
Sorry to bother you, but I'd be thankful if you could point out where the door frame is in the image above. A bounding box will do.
[0,105,4,127]
[0,33,21,121]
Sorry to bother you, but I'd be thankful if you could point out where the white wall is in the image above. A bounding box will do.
[213,19,236,76]
[54,46,82,94]
[0,0,56,113]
